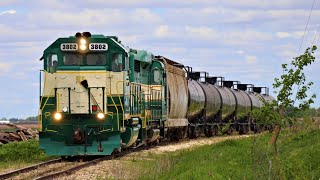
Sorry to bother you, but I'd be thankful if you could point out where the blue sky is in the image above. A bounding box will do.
[0,0,320,118]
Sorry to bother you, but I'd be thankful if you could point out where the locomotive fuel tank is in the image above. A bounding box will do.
[198,83,221,121]
[187,80,206,123]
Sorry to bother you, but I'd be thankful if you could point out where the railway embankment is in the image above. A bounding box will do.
[60,122,320,179]
[0,119,319,179]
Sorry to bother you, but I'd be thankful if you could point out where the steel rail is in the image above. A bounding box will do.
[0,158,61,179]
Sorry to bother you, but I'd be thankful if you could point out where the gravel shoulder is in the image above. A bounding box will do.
[59,134,254,180]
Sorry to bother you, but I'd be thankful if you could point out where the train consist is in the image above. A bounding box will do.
[38,32,274,156]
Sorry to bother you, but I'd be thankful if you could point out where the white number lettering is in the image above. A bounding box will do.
[89,43,108,51]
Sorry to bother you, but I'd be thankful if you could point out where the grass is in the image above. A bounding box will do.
[0,140,54,173]
[0,128,17,133]
[133,127,320,180]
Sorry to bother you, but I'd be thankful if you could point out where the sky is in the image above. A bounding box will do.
[1,0,320,118]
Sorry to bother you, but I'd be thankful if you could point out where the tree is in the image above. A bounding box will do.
[253,46,317,152]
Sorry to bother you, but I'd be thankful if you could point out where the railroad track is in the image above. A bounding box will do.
[0,142,156,180]
[0,158,62,179]
[34,145,154,180]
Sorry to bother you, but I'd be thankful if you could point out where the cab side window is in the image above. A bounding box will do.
[111,53,123,72]
[153,69,161,84]
[47,54,58,73]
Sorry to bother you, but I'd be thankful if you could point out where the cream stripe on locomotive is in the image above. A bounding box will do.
[42,71,127,114]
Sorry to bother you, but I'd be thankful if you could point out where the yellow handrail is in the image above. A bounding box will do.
[106,87,120,131]
[41,88,55,111]
[38,70,48,131]
[39,70,48,108]
[116,80,125,131]
[57,92,60,112]
[38,88,55,131]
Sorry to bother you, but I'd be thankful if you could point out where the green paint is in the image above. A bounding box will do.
[40,33,168,156]
[40,132,120,155]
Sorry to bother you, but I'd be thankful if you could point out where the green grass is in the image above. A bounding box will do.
[0,140,54,172]
[0,128,17,132]
[135,128,320,180]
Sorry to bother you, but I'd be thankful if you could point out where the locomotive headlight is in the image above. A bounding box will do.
[54,112,62,121]
[80,38,86,45]
[97,112,105,119]
[80,44,87,50]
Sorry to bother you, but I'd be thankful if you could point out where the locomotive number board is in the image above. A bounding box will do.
[60,43,78,51]
[89,43,108,51]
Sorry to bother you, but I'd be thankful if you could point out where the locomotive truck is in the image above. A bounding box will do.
[38,32,274,156]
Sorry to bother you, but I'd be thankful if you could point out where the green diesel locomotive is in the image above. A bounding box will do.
[38,32,273,156]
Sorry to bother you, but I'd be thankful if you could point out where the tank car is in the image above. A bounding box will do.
[185,71,275,136]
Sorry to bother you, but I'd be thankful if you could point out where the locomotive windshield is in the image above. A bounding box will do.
[62,53,107,66]
[63,54,84,65]
[87,54,106,65]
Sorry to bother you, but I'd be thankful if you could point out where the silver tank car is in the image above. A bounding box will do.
[231,89,252,118]
[215,86,237,120]
[198,83,221,122]
[187,80,206,123]
[260,94,275,103]
[247,92,263,110]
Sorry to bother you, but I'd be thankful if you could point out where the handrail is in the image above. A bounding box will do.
[116,80,125,131]
[38,70,48,131]
[106,87,120,131]
[41,88,55,111]
[57,92,60,112]
[39,70,48,108]
[38,88,55,131]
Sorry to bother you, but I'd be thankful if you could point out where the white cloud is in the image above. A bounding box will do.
[236,50,245,54]
[245,56,257,64]
[134,8,162,23]
[0,9,16,16]
[154,25,169,38]
[0,62,12,76]
[0,62,12,69]
[185,26,219,40]
[276,31,304,38]
[292,31,304,38]
[276,32,291,38]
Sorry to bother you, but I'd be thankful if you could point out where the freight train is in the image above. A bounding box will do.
[38,32,274,156]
